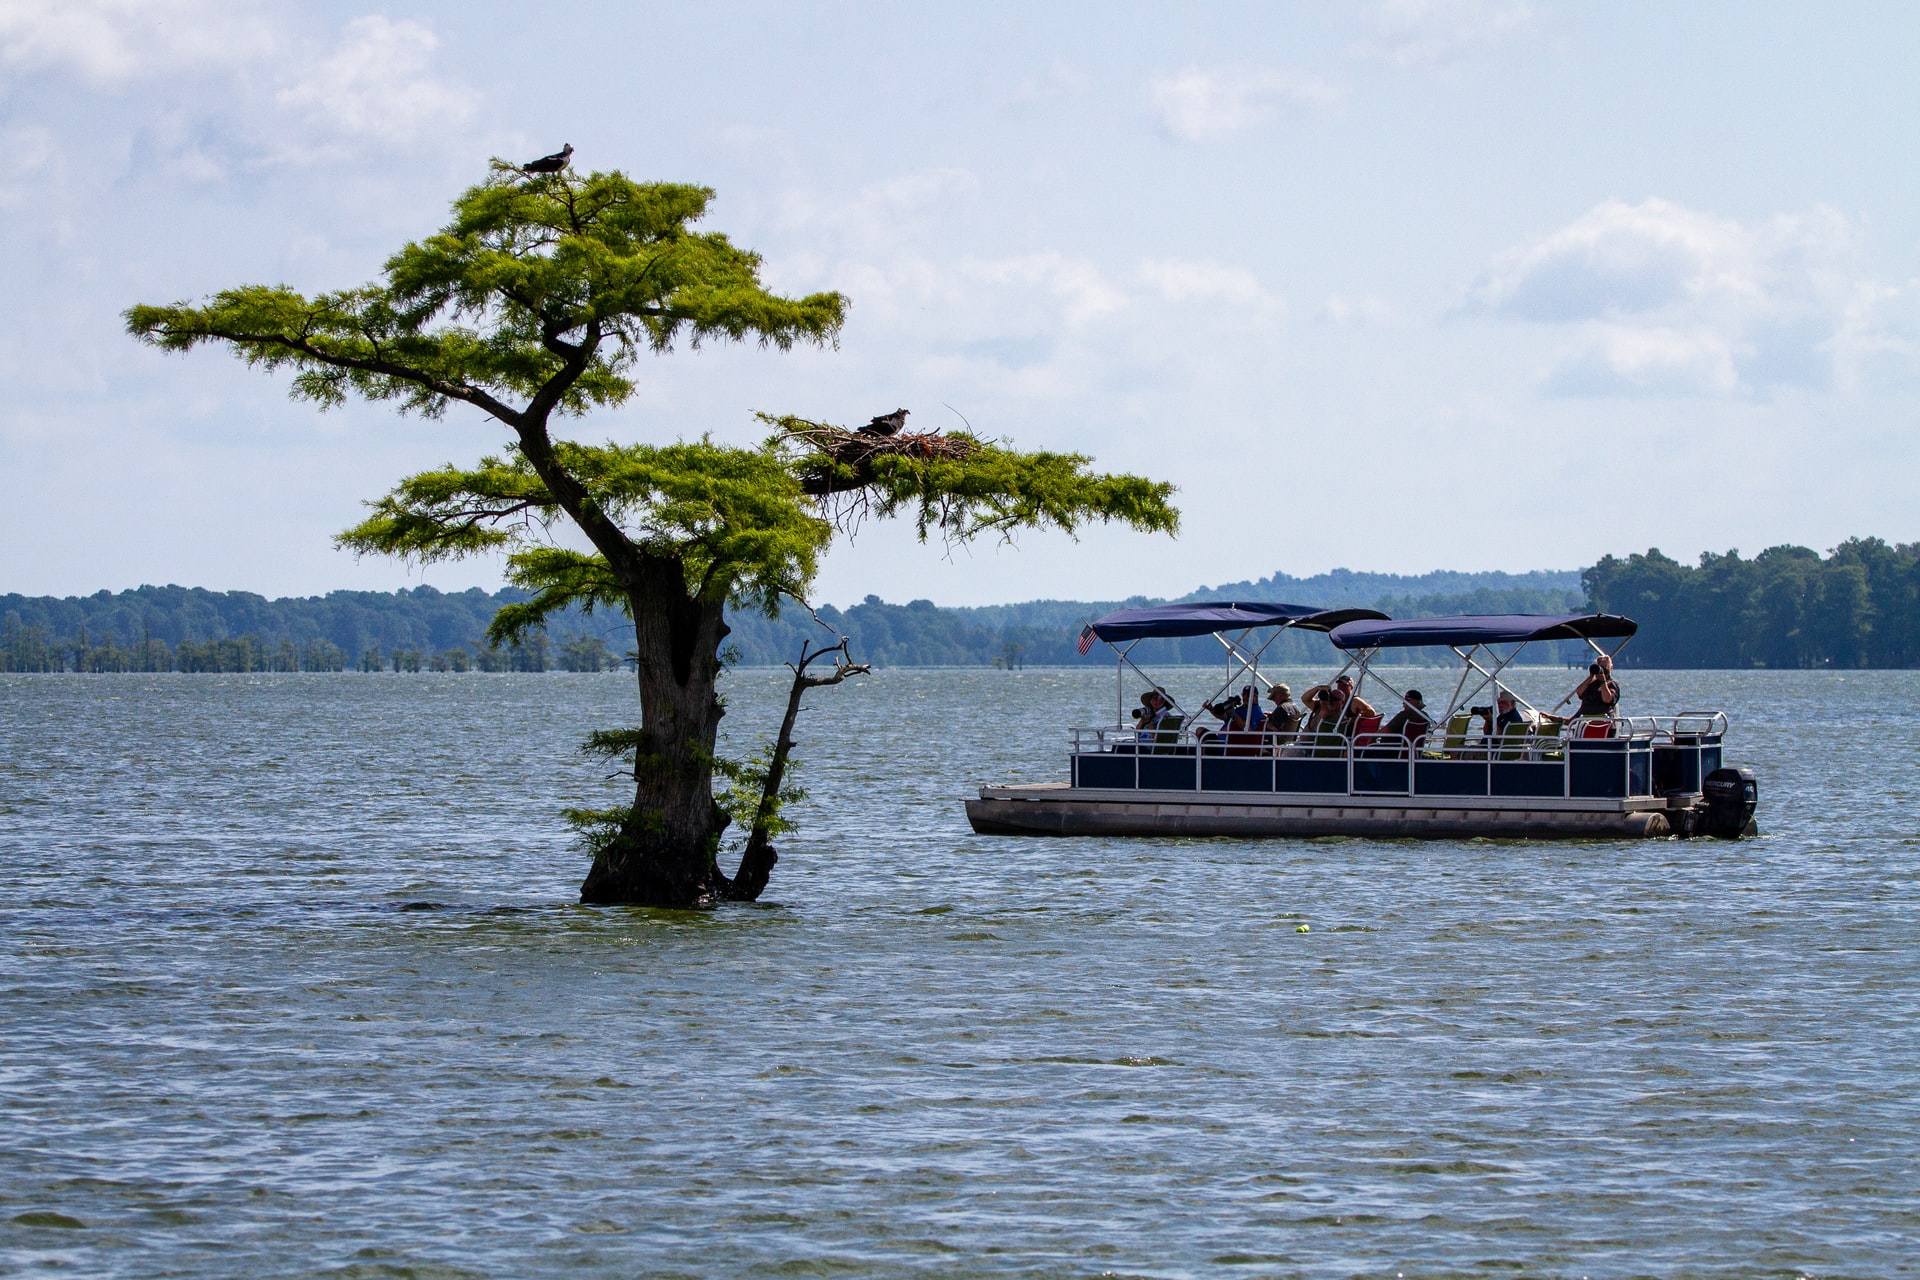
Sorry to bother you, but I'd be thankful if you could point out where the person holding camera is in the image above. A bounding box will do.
[1302,674,1375,735]
[1573,655,1619,719]
[1226,687,1267,730]
[1467,690,1535,736]
[1130,688,1173,742]
[1197,686,1264,752]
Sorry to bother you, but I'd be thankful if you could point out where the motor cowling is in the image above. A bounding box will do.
[1700,766,1758,839]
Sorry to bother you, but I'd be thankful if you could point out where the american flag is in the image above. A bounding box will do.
[1076,624,1096,656]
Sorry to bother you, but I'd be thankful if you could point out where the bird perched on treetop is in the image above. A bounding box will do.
[521,144,573,175]
[859,408,909,437]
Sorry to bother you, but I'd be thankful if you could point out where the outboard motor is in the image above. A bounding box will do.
[1700,766,1758,839]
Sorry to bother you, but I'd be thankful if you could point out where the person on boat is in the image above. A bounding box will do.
[1263,684,1305,736]
[1197,686,1264,749]
[1303,675,1375,736]
[1132,689,1187,752]
[1492,691,1537,733]
[1573,656,1619,719]
[1383,689,1430,744]
[1131,688,1173,742]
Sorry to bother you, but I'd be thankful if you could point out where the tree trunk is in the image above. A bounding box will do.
[723,637,867,903]
[578,561,731,907]
[721,669,807,903]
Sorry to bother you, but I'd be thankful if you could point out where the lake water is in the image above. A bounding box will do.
[2,668,1916,1277]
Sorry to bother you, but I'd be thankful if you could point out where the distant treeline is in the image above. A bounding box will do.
[0,585,619,674]
[1,572,1584,673]
[730,576,1588,669]
[1584,538,1920,668]
[4,543,1914,672]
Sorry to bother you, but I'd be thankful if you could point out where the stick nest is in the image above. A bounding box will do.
[777,421,982,538]
[783,424,979,493]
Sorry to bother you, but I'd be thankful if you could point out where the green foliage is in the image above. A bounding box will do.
[122,157,1186,892]
[337,437,835,642]
[561,806,648,863]
[568,728,667,863]
[1584,538,1920,667]
[579,727,651,761]
[581,728,801,844]
[487,549,626,648]
[557,437,832,610]
[128,158,1178,654]
[713,745,806,840]
[880,434,1177,543]
[558,633,617,672]
[766,415,1180,545]
[126,166,846,422]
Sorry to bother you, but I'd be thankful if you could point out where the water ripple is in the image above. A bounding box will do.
[1,669,1916,1276]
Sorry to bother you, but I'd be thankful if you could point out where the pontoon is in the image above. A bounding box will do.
[965,603,1759,840]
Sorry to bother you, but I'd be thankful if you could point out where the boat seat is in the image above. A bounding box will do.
[1427,711,1474,759]
[1536,720,1565,761]
[1150,715,1185,754]
[1579,718,1614,740]
[1497,721,1531,760]
[1350,714,1384,748]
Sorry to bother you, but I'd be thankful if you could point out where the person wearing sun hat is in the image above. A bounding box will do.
[1264,682,1305,741]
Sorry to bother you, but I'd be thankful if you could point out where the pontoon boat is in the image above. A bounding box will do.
[965,603,1759,840]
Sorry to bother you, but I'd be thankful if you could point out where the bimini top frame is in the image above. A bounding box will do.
[1083,601,1390,730]
[1326,613,1637,650]
[1326,612,1638,727]
[1089,601,1388,642]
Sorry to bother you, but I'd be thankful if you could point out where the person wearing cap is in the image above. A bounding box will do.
[1492,690,1536,733]
[1264,683,1305,735]
[1383,689,1430,745]
[1214,686,1262,726]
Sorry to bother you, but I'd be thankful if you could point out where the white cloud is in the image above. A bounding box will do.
[0,124,57,209]
[1148,66,1342,144]
[1352,0,1532,68]
[1828,279,1920,389]
[776,167,979,257]
[0,0,273,83]
[858,168,981,215]
[1319,293,1400,328]
[964,253,1129,328]
[1543,326,1740,398]
[1007,60,1093,106]
[1471,198,1793,321]
[0,5,475,170]
[1138,259,1278,311]
[1470,197,1903,397]
[276,16,474,145]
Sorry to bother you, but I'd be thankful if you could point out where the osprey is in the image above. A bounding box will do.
[858,408,909,437]
[521,144,573,175]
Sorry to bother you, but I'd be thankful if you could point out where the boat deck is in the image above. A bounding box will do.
[967,716,1728,840]
[968,782,1674,839]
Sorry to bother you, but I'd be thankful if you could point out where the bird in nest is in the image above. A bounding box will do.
[858,408,909,437]
[520,144,573,175]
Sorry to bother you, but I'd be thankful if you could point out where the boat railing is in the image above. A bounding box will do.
[1072,712,1725,755]
[1067,711,1729,801]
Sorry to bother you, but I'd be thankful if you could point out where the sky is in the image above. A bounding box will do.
[2,0,1917,607]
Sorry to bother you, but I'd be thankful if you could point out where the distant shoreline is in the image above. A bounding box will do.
[6,537,1915,670]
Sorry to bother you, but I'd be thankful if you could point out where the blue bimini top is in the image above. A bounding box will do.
[1088,602,1389,643]
[1328,613,1638,650]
